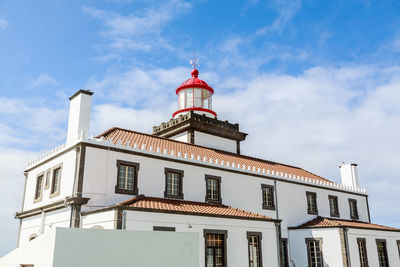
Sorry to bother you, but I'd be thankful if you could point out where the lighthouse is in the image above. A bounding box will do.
[153,65,247,154]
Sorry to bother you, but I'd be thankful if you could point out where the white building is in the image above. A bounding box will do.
[1,68,400,267]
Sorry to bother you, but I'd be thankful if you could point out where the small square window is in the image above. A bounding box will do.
[261,184,275,210]
[164,168,184,199]
[349,199,359,220]
[329,195,340,217]
[205,175,221,203]
[115,160,139,195]
[306,192,318,215]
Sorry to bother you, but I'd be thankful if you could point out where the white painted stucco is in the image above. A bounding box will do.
[194,131,237,153]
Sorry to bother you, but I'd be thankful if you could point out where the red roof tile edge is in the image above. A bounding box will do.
[114,195,275,222]
[289,216,400,232]
[97,126,332,184]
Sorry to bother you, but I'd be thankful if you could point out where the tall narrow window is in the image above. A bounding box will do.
[50,166,62,197]
[281,238,289,267]
[328,195,339,217]
[306,192,318,215]
[164,168,184,199]
[349,199,359,220]
[205,175,221,203]
[34,174,44,202]
[247,232,262,267]
[357,238,368,267]
[376,239,389,267]
[306,238,323,267]
[397,240,400,259]
[115,160,139,195]
[261,184,275,210]
[204,230,227,267]
[44,169,51,190]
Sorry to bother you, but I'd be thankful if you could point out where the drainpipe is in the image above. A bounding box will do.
[342,227,351,267]
[275,222,282,267]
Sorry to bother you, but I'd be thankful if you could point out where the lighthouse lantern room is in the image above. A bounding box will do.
[173,68,216,119]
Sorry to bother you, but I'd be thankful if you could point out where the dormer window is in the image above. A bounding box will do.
[115,160,139,195]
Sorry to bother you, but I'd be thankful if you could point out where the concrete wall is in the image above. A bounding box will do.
[289,228,345,267]
[19,207,71,247]
[82,209,280,267]
[23,148,77,211]
[82,145,370,230]
[347,228,400,267]
[194,131,237,153]
[1,228,199,267]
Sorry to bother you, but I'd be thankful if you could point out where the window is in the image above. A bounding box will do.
[50,166,62,197]
[205,175,221,203]
[349,199,359,220]
[357,238,368,267]
[261,184,275,210]
[204,229,227,267]
[115,160,139,195]
[376,239,389,267]
[306,192,318,215]
[164,168,184,199]
[281,238,289,267]
[153,226,176,232]
[247,232,262,267]
[397,240,400,259]
[44,169,51,190]
[329,195,340,217]
[34,174,44,202]
[306,238,323,267]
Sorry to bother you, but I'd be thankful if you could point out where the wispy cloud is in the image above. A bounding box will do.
[83,0,191,52]
[27,73,57,90]
[0,19,8,31]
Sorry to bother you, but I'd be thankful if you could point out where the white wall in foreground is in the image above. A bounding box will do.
[1,228,199,267]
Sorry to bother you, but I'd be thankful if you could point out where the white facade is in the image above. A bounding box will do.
[3,88,400,267]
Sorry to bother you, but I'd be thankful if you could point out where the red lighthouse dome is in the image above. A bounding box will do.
[173,68,217,118]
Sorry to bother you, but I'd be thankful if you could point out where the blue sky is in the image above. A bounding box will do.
[1,0,400,256]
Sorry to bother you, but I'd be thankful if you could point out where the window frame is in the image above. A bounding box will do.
[203,229,227,267]
[349,198,359,220]
[376,239,389,267]
[261,184,275,210]
[397,240,400,259]
[328,195,340,218]
[115,160,139,195]
[305,238,323,267]
[153,226,176,232]
[34,173,44,203]
[205,175,222,204]
[50,163,63,198]
[44,168,51,190]
[306,191,318,215]
[164,168,184,199]
[247,231,263,267]
[357,238,369,267]
[281,238,289,267]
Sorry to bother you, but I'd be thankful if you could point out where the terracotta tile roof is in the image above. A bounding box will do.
[291,216,400,232]
[97,127,332,184]
[117,195,274,221]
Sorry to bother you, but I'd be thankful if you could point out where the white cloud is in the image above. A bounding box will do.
[0,19,8,31]
[28,73,57,89]
[83,0,191,51]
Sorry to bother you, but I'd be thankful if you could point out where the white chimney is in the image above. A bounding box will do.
[340,163,359,189]
[67,89,93,143]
